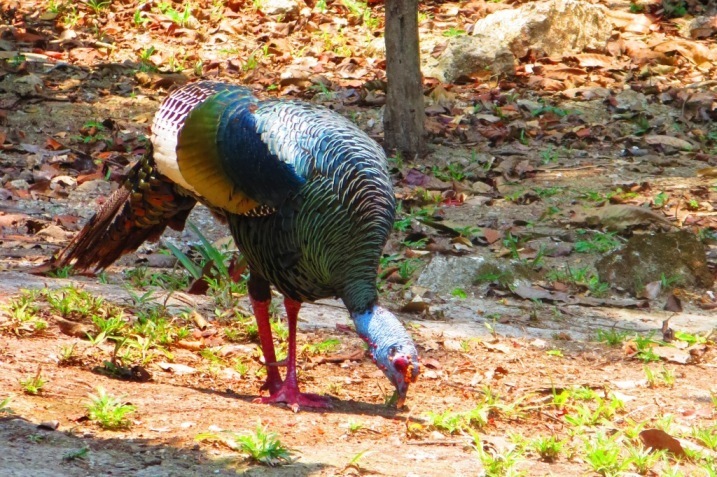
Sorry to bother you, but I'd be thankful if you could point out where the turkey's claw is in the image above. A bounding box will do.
[254,385,332,412]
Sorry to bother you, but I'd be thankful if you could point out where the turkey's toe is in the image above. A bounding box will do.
[254,385,332,412]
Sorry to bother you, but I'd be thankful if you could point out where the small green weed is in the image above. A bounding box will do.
[86,0,110,15]
[532,186,562,199]
[626,442,664,474]
[571,386,598,401]
[44,286,106,318]
[158,1,195,27]
[660,273,684,289]
[20,370,47,395]
[451,288,468,299]
[345,449,372,471]
[431,163,466,182]
[564,395,623,428]
[472,431,526,477]
[692,426,717,450]
[632,334,661,363]
[583,433,628,476]
[577,190,612,203]
[397,258,422,282]
[232,358,249,377]
[341,0,378,30]
[62,447,89,461]
[629,2,644,13]
[662,0,687,18]
[301,338,340,357]
[442,27,466,37]
[133,7,150,27]
[595,329,629,346]
[546,266,610,297]
[673,330,707,346]
[0,395,14,415]
[3,290,47,335]
[47,265,74,278]
[653,191,669,208]
[574,230,622,254]
[422,388,521,435]
[197,424,293,466]
[424,405,489,434]
[540,146,558,165]
[401,238,429,249]
[58,343,79,366]
[86,387,136,430]
[532,104,569,117]
[530,435,565,462]
[644,365,675,388]
[45,0,65,14]
[347,419,364,433]
[92,313,127,339]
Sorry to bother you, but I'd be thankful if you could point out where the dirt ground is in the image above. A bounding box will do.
[0,275,716,477]
[1,146,716,476]
[3,0,717,475]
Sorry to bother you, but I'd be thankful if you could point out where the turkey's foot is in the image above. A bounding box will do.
[260,375,284,394]
[260,359,287,393]
[254,383,332,412]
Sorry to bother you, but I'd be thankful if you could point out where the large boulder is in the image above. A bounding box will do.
[416,254,537,295]
[422,0,612,82]
[595,231,714,295]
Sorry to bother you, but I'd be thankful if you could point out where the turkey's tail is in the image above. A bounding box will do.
[38,152,197,274]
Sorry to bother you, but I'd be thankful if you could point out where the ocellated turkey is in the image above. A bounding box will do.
[46,81,420,411]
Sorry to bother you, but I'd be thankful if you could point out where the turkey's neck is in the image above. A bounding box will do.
[341,277,379,316]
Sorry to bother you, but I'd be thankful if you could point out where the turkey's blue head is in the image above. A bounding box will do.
[352,305,420,408]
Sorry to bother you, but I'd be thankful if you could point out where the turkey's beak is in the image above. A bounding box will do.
[392,359,420,409]
[396,386,408,409]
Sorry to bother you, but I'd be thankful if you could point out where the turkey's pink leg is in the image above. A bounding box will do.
[254,298,332,411]
[251,296,283,394]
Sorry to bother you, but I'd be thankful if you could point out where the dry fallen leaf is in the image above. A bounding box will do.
[639,429,686,458]
[650,345,691,364]
[664,293,682,313]
[645,134,693,151]
[481,340,511,354]
[697,167,717,178]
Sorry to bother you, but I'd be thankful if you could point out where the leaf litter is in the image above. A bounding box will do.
[0,0,716,475]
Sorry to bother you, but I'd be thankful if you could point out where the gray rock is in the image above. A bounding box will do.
[422,35,516,82]
[422,0,612,82]
[613,89,648,113]
[416,254,536,295]
[416,255,487,295]
[9,179,30,190]
[0,73,44,97]
[257,0,299,17]
[73,179,112,194]
[595,231,714,295]
[560,99,612,125]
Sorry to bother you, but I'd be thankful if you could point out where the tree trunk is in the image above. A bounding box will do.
[384,0,424,160]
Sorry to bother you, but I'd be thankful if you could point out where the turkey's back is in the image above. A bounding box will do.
[229,100,396,311]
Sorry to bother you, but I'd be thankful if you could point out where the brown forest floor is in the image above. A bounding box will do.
[1,0,717,476]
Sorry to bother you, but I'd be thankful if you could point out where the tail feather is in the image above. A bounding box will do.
[39,154,196,273]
